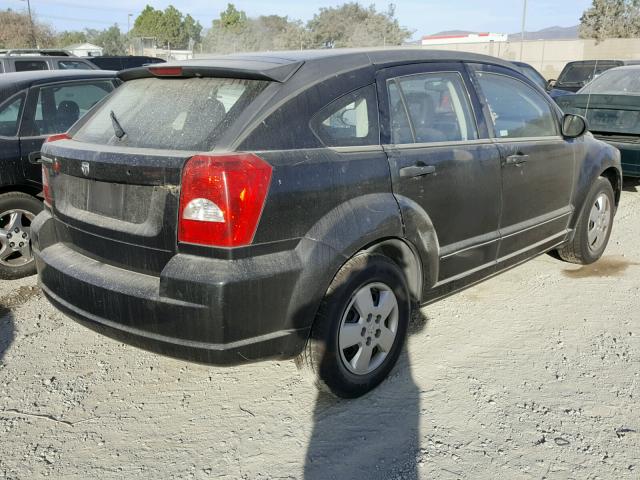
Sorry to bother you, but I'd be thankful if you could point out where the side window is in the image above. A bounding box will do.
[311,85,379,147]
[388,72,478,144]
[33,81,114,136]
[0,93,25,137]
[476,72,558,139]
[57,60,93,70]
[14,60,48,72]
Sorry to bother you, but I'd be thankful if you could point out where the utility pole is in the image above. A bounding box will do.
[21,0,37,48]
[127,13,133,55]
[519,0,527,61]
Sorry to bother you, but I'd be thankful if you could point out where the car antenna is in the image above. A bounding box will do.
[110,110,126,139]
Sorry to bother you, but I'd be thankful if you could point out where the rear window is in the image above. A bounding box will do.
[558,62,619,86]
[72,77,268,150]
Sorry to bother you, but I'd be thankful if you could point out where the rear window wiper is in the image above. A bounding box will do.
[110,110,126,139]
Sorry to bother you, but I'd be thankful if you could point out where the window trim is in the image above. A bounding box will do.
[309,84,381,148]
[0,90,27,139]
[473,70,561,140]
[384,70,480,146]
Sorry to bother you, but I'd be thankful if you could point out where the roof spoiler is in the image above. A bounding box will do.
[118,60,304,83]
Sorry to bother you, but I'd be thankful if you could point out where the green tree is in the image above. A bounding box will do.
[183,14,203,47]
[92,24,127,55]
[132,5,202,49]
[580,0,640,40]
[158,5,184,47]
[218,3,247,30]
[307,2,411,48]
[132,5,163,39]
[55,30,87,48]
[0,8,56,49]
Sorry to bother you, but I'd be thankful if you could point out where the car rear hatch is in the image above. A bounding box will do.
[40,61,300,275]
[42,141,188,275]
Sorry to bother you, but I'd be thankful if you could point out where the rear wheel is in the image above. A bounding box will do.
[296,253,410,398]
[0,192,43,280]
[557,176,614,265]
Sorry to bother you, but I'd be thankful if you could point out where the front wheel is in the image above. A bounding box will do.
[557,176,615,265]
[296,253,411,398]
[0,192,43,280]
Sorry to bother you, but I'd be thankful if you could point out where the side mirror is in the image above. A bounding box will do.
[562,113,588,138]
[547,79,556,90]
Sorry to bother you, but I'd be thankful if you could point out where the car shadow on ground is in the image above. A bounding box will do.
[0,304,15,365]
[622,178,639,193]
[304,308,429,480]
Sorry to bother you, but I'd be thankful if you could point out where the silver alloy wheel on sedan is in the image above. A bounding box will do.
[587,193,611,252]
[338,282,399,375]
[0,209,35,267]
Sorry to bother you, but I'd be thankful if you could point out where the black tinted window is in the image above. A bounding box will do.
[0,93,25,137]
[477,72,557,139]
[32,81,114,136]
[388,72,478,144]
[558,62,618,86]
[58,60,92,70]
[15,60,48,72]
[73,77,268,150]
[311,85,379,147]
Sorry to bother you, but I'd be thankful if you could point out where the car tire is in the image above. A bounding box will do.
[557,176,615,265]
[0,192,43,280]
[296,253,411,398]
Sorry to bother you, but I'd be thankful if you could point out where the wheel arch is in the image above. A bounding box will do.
[362,237,423,303]
[0,184,42,199]
[600,166,622,207]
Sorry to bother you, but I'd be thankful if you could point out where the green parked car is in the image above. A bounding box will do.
[556,65,640,178]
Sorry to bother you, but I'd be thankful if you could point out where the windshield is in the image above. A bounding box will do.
[73,76,268,151]
[558,62,619,86]
[579,68,640,95]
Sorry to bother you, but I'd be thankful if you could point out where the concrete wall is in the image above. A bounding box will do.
[422,38,640,79]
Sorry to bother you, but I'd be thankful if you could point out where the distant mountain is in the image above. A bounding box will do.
[427,30,477,37]
[509,25,579,41]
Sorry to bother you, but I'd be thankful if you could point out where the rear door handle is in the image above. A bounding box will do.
[504,154,529,166]
[399,165,436,178]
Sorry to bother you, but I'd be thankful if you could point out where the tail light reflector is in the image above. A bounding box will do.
[178,153,272,247]
[42,165,52,207]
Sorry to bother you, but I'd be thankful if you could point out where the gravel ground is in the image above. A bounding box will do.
[1,184,639,480]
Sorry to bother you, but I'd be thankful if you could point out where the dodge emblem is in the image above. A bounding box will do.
[81,162,90,176]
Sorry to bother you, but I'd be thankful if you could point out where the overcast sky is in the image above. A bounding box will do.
[5,0,593,39]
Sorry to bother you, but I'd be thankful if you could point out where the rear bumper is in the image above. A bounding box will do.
[32,210,313,365]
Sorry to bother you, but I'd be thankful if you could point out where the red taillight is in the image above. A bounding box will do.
[148,66,183,76]
[178,153,272,247]
[42,165,52,207]
[44,133,71,143]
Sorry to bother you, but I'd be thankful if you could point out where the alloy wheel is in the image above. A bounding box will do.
[338,282,399,375]
[0,209,35,268]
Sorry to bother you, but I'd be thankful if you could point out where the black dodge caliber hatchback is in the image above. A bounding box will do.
[33,50,622,398]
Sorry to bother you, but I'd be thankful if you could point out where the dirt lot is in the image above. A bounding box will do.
[1,185,639,480]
